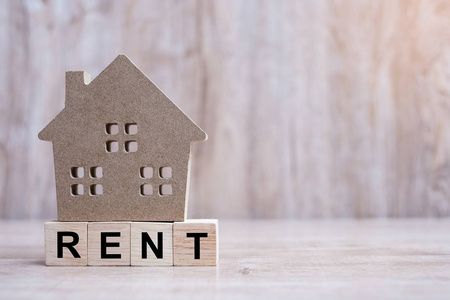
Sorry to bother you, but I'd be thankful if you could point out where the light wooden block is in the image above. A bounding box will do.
[88,222,131,266]
[131,222,173,266]
[173,219,218,266]
[45,221,88,266]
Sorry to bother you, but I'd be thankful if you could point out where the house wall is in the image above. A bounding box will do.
[52,134,191,220]
[48,84,190,221]
[1,0,450,218]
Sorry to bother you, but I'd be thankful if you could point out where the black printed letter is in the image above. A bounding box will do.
[101,232,121,259]
[142,232,163,259]
[57,231,80,258]
[186,233,208,259]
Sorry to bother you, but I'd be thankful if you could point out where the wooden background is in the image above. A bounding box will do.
[1,0,450,219]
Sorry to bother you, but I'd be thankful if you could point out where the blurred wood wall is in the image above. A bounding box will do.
[1,0,450,219]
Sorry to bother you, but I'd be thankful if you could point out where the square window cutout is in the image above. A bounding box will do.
[159,184,173,196]
[106,123,119,135]
[159,167,172,178]
[106,141,119,152]
[140,184,153,196]
[71,167,84,178]
[71,184,84,196]
[90,184,103,196]
[140,167,153,178]
[125,141,138,152]
[125,123,138,135]
[90,167,103,178]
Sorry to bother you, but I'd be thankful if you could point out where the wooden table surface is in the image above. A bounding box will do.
[1,219,449,299]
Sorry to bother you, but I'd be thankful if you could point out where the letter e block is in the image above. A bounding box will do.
[131,222,173,266]
[88,222,131,266]
[45,221,88,266]
[173,219,218,266]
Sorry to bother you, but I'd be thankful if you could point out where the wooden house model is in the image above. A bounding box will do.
[39,55,207,222]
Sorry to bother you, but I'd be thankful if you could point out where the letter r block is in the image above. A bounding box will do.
[88,222,131,266]
[131,222,173,266]
[173,220,218,266]
[45,222,88,266]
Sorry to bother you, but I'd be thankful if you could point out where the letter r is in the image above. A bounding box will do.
[57,231,81,258]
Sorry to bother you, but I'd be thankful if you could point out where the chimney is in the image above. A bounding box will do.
[65,71,91,107]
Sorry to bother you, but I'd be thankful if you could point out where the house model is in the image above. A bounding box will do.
[39,54,207,222]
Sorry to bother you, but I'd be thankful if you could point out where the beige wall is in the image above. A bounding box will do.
[1,0,450,219]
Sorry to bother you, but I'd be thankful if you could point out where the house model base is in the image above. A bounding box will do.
[45,219,218,266]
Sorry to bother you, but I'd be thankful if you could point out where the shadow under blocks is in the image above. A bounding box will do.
[40,55,218,266]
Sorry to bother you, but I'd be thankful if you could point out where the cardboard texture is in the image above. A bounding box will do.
[45,221,88,266]
[38,54,207,222]
[131,222,173,266]
[173,219,218,266]
[88,222,131,266]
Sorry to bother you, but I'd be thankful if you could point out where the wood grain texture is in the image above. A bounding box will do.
[1,0,450,219]
[173,219,218,266]
[87,222,130,266]
[1,219,450,299]
[131,222,173,266]
[44,221,87,266]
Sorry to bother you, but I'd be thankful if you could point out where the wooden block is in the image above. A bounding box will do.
[173,219,218,266]
[88,222,131,266]
[45,221,88,266]
[131,222,173,266]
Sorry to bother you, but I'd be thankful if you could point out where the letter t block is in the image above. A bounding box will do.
[173,219,218,266]
[45,221,88,266]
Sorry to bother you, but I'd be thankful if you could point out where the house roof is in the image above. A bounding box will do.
[38,54,207,142]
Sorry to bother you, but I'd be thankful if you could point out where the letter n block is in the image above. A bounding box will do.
[173,219,218,266]
[88,222,131,266]
[45,221,88,266]
[131,222,173,266]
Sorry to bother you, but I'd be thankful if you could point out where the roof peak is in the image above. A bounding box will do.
[88,54,142,86]
[38,54,207,142]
